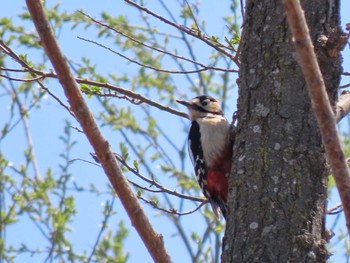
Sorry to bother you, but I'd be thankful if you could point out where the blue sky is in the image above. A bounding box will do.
[1,1,350,262]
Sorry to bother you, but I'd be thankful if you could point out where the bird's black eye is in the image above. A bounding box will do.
[202,99,210,106]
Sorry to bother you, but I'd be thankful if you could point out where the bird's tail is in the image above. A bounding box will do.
[209,198,227,220]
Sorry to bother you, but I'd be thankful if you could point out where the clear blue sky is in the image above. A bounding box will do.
[1,1,350,262]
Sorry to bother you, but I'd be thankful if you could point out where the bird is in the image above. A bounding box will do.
[177,95,233,220]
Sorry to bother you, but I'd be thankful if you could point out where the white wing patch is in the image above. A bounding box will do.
[188,137,195,166]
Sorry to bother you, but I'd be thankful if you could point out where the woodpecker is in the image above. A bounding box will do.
[177,95,233,220]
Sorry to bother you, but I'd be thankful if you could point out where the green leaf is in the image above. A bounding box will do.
[133,160,139,172]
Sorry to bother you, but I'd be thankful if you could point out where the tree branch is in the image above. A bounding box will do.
[0,65,188,119]
[78,36,236,74]
[336,91,350,123]
[25,1,172,262]
[88,153,204,203]
[283,0,350,237]
[114,154,204,202]
[124,0,240,66]
[79,11,238,73]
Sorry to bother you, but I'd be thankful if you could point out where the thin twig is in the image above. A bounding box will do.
[0,66,28,73]
[78,36,235,74]
[336,91,350,122]
[283,0,350,237]
[80,11,237,73]
[0,62,188,119]
[124,0,240,66]
[87,197,115,262]
[0,74,45,82]
[184,0,200,33]
[240,0,245,20]
[340,83,350,89]
[115,154,204,202]
[0,42,75,119]
[157,0,204,91]
[139,195,207,216]
[8,83,42,180]
[327,203,344,215]
[89,153,204,202]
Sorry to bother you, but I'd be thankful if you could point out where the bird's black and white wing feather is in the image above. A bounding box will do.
[188,121,207,198]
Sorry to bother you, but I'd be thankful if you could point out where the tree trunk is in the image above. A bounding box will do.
[222,0,343,262]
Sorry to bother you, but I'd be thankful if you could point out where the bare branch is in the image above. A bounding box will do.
[184,0,201,33]
[25,0,172,261]
[114,154,205,202]
[0,73,45,82]
[340,83,350,89]
[0,67,28,73]
[139,195,207,216]
[124,0,240,66]
[0,40,33,69]
[336,91,350,123]
[0,61,188,119]
[240,0,245,20]
[283,0,350,237]
[87,150,207,215]
[0,43,75,119]
[87,197,116,262]
[78,36,233,74]
[7,83,42,181]
[80,11,238,73]
[89,153,204,202]
[327,203,344,215]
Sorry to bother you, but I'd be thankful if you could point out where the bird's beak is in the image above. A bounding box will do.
[176,99,193,108]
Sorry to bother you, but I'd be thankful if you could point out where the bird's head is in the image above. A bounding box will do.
[176,95,223,121]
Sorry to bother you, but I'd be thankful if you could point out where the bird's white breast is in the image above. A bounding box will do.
[197,116,230,167]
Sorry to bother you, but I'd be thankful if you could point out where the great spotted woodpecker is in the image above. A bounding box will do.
[177,95,233,220]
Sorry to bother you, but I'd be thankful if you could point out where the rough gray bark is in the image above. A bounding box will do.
[222,0,343,262]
